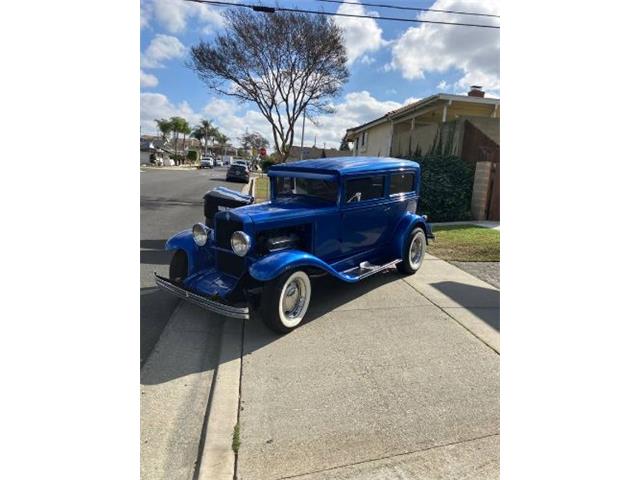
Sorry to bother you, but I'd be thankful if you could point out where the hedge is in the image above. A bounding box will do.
[412,154,474,222]
[260,158,277,172]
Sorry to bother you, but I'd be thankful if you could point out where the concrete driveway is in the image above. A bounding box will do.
[235,254,500,479]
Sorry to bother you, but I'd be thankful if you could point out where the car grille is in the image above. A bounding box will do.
[217,251,245,278]
[215,217,243,249]
[215,216,246,277]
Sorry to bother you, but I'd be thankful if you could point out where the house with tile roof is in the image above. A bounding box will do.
[344,86,500,220]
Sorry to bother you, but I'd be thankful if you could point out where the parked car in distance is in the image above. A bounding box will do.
[155,157,434,333]
[213,157,223,167]
[226,163,250,183]
[200,156,214,169]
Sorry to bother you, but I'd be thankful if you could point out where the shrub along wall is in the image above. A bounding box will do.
[412,154,474,222]
[260,158,276,172]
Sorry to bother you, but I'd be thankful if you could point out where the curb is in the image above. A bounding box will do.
[196,320,243,480]
[241,178,251,196]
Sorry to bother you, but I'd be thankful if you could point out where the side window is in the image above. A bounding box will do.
[345,175,385,203]
[390,172,416,195]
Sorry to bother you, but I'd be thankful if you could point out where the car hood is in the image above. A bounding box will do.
[232,197,335,224]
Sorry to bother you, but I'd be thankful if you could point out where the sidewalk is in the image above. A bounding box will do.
[141,165,199,171]
[234,253,499,479]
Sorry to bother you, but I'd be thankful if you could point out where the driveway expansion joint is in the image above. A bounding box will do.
[402,278,500,355]
[274,432,500,480]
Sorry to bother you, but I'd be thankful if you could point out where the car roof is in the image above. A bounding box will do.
[268,156,419,176]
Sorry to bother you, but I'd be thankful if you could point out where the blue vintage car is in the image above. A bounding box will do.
[155,156,433,333]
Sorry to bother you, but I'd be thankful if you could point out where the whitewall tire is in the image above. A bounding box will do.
[398,228,426,274]
[261,269,312,333]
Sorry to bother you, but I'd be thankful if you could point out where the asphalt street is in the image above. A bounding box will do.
[140,166,244,366]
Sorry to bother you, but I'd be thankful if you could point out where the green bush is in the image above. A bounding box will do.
[187,150,198,162]
[260,158,276,172]
[413,154,474,222]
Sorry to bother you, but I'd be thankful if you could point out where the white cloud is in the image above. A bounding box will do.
[140,2,153,29]
[141,34,186,69]
[294,91,405,148]
[203,98,274,144]
[143,0,225,34]
[389,0,500,95]
[198,91,406,150]
[334,1,386,65]
[140,93,201,134]
[140,70,159,88]
[141,90,416,150]
[360,55,376,65]
[437,80,449,90]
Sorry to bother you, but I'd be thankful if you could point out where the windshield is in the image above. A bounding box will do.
[275,177,338,204]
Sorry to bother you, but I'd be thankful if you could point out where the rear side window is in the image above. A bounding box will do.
[390,172,415,194]
[345,176,385,203]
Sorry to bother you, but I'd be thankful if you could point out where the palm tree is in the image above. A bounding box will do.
[181,121,191,162]
[155,118,172,144]
[201,119,215,156]
[190,127,205,153]
[169,116,186,165]
[217,133,230,157]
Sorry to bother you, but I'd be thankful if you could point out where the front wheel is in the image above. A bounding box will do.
[261,269,312,333]
[398,228,426,275]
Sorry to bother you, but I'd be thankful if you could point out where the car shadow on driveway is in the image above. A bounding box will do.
[140,286,179,366]
[141,269,408,385]
[430,281,500,332]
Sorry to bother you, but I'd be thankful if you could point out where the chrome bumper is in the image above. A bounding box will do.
[154,274,250,320]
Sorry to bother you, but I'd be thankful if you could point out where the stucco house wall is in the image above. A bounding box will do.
[354,122,392,157]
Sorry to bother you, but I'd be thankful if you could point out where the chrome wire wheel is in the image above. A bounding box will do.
[408,230,426,270]
[278,270,311,328]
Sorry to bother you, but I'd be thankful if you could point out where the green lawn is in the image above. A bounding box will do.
[254,175,269,202]
[428,225,500,262]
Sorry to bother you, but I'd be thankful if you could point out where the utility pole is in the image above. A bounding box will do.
[300,109,306,161]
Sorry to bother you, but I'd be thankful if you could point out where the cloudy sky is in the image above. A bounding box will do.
[140,0,499,149]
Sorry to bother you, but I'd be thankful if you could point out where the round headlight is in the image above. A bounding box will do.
[192,223,209,247]
[231,231,251,257]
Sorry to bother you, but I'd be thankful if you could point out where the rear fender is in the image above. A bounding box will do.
[165,229,215,276]
[249,250,360,283]
[392,213,428,258]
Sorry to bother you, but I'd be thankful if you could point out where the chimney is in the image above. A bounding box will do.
[468,85,485,98]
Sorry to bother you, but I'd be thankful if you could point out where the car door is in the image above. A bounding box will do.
[339,174,389,257]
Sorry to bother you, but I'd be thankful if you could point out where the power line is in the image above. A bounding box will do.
[315,0,500,18]
[185,0,500,29]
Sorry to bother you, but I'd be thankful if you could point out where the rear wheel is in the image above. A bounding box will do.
[398,228,426,275]
[261,269,312,333]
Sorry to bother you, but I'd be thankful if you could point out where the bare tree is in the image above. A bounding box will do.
[239,131,270,152]
[190,9,349,162]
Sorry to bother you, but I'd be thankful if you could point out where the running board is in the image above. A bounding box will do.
[341,259,402,281]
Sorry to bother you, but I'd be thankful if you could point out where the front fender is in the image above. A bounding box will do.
[165,229,215,276]
[392,213,428,258]
[249,250,360,283]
